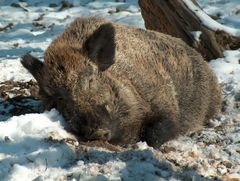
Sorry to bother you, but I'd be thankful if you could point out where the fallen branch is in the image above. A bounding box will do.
[139,0,240,61]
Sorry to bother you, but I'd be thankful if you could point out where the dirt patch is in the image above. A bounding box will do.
[0,80,42,121]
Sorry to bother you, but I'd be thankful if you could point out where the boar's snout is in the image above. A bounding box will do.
[72,114,112,141]
[86,129,112,141]
[80,128,112,141]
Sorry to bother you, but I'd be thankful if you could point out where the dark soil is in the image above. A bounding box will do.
[0,80,43,121]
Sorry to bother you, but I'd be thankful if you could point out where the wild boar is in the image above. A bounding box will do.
[21,17,222,148]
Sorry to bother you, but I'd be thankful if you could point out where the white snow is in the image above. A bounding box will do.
[0,0,240,180]
[0,59,34,82]
[197,0,240,29]
[210,49,240,91]
[191,31,202,42]
[182,0,240,36]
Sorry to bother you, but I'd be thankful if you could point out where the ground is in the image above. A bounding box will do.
[0,0,240,180]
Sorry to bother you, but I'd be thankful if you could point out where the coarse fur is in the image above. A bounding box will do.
[21,17,222,148]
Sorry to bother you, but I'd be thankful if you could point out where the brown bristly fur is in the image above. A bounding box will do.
[21,17,222,148]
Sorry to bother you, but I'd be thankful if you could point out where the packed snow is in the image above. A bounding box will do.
[183,0,240,36]
[191,31,202,42]
[0,0,240,180]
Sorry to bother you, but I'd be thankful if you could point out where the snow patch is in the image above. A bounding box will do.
[183,0,240,36]
[191,31,202,42]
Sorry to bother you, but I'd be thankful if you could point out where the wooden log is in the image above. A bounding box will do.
[139,0,240,61]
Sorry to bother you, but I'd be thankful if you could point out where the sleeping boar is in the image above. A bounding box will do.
[21,17,222,148]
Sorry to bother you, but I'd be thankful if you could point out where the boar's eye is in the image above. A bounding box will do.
[58,97,63,101]
[96,104,111,116]
[58,65,65,73]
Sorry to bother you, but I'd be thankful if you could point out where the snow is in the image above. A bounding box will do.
[191,31,202,42]
[197,0,240,29]
[0,0,240,180]
[210,49,240,91]
[0,59,34,82]
[182,0,240,36]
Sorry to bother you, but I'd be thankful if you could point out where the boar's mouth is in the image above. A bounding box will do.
[66,112,112,142]
[75,126,112,142]
[85,128,112,141]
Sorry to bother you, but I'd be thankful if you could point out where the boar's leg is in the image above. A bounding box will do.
[84,23,116,71]
[21,54,44,83]
[142,83,182,148]
[143,112,180,148]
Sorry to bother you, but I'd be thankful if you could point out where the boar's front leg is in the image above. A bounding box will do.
[142,86,181,148]
[143,113,180,148]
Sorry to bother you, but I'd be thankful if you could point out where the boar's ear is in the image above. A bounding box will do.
[84,23,116,71]
[21,54,44,83]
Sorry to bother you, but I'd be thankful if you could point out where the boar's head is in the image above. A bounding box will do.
[21,23,123,142]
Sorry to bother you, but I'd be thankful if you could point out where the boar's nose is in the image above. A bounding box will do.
[88,129,111,141]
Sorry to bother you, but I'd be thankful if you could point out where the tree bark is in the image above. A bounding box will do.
[139,0,240,61]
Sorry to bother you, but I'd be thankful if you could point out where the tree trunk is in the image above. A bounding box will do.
[139,0,240,61]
